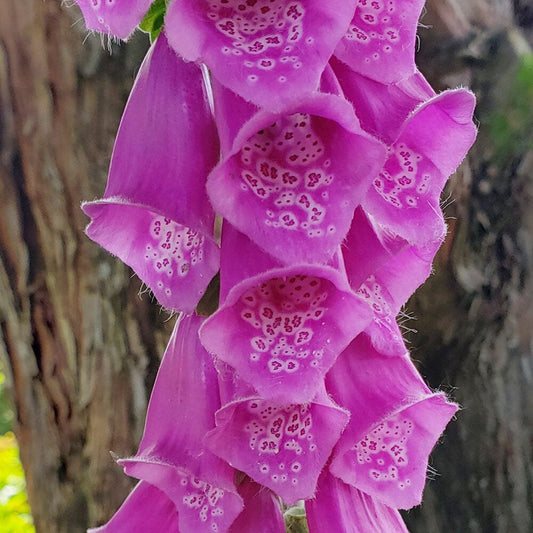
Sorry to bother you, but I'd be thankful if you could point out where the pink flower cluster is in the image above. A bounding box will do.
[76,1,477,531]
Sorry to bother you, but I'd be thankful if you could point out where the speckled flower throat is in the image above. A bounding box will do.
[73,0,476,531]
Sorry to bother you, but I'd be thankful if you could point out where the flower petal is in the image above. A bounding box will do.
[342,208,439,356]
[306,470,408,533]
[229,477,285,533]
[204,384,349,505]
[200,225,372,404]
[357,238,441,355]
[331,56,435,144]
[334,0,426,84]
[119,314,243,532]
[327,335,458,509]
[165,0,357,110]
[84,202,220,312]
[119,460,242,533]
[74,0,152,40]
[344,217,442,355]
[341,207,409,291]
[83,35,220,312]
[362,89,476,245]
[88,481,180,532]
[208,84,386,264]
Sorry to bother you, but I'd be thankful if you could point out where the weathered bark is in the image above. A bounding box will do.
[0,2,167,532]
[0,1,531,532]
[404,2,533,532]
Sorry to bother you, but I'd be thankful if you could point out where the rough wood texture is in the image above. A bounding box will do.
[404,2,533,532]
[0,2,168,531]
[0,1,531,532]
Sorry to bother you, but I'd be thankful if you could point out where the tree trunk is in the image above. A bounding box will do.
[0,2,167,531]
[404,2,533,532]
[0,1,531,532]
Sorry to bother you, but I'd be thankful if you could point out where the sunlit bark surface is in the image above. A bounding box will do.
[0,2,167,532]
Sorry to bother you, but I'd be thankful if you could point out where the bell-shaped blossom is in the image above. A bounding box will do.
[88,481,180,532]
[116,314,243,533]
[204,370,349,505]
[165,0,357,110]
[83,35,220,313]
[327,335,457,509]
[340,207,408,290]
[331,56,435,144]
[356,239,441,355]
[200,225,372,404]
[362,89,477,246]
[334,0,426,84]
[341,209,408,356]
[207,82,386,265]
[343,209,442,355]
[229,477,285,533]
[74,0,152,40]
[306,470,408,533]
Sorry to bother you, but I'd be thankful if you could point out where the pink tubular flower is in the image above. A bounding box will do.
[334,0,426,84]
[343,208,442,356]
[74,0,153,40]
[199,225,372,404]
[88,481,180,532]
[204,370,349,505]
[356,239,442,356]
[207,82,386,265]
[115,314,243,533]
[362,89,477,246]
[164,0,357,110]
[306,470,408,533]
[83,35,220,313]
[338,207,409,290]
[326,335,458,509]
[331,56,436,144]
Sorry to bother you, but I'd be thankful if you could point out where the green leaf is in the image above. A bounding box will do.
[139,0,167,42]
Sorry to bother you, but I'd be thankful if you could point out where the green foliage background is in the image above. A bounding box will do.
[489,54,533,159]
[0,370,34,532]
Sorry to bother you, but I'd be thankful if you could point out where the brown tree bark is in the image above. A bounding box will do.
[0,1,532,532]
[0,2,167,531]
[404,2,533,532]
